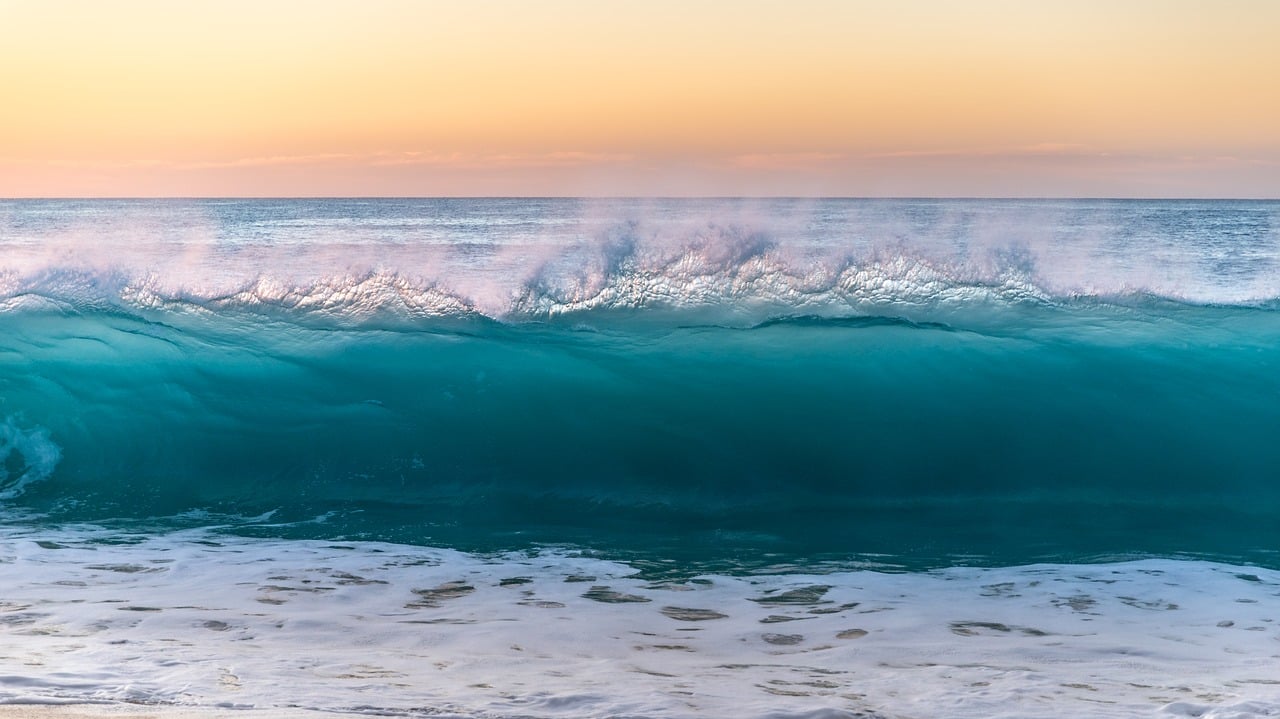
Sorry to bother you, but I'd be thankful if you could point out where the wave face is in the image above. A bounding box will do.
[5,198,1280,717]
[2,198,1279,568]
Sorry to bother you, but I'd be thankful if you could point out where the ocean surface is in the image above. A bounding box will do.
[1,198,1279,717]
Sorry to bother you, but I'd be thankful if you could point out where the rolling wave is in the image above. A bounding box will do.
[0,245,1270,330]
[3,296,1279,568]
[4,200,1279,717]
[3,199,1279,568]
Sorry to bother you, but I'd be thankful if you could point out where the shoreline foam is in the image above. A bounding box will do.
[2,526,1278,718]
[0,706,321,719]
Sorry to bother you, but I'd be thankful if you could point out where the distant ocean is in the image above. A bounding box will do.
[2,198,1278,718]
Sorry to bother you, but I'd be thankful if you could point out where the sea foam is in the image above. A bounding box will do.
[0,525,1277,718]
[1,198,1277,328]
[3,199,1280,717]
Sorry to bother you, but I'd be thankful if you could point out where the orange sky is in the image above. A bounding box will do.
[1,0,1277,197]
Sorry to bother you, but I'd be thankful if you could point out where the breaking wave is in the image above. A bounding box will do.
[2,199,1279,566]
[0,224,1273,328]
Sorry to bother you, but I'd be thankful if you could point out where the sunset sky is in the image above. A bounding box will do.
[2,0,1277,197]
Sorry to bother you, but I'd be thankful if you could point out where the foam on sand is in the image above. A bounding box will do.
[1,524,1277,718]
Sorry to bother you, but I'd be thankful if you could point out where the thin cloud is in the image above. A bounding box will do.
[4,151,636,173]
[179,153,356,170]
[370,151,634,168]
[729,152,845,170]
[866,143,1101,160]
[860,144,1280,169]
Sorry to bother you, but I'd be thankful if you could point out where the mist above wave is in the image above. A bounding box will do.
[1,199,1276,325]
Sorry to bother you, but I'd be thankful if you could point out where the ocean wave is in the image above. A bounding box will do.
[121,272,477,320]
[4,198,1278,326]
[5,282,1280,567]
[508,236,1057,318]
[1,236,1271,328]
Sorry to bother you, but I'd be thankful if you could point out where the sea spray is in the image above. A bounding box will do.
[2,198,1279,717]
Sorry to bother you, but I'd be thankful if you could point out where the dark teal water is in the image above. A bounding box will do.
[3,303,1279,570]
[2,199,1278,571]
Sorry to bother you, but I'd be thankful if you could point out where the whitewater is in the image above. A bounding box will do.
[1,198,1279,718]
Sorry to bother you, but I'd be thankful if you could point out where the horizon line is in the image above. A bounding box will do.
[3,195,1278,202]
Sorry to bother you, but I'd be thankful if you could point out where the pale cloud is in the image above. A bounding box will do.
[166,150,633,171]
[860,145,1280,170]
[1,151,635,173]
[4,146,1276,198]
[369,151,634,169]
[866,143,1102,160]
[179,153,357,170]
[0,157,175,169]
[729,152,845,170]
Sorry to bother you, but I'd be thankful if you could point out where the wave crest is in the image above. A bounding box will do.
[120,272,477,321]
[511,240,1051,319]
[0,215,1274,326]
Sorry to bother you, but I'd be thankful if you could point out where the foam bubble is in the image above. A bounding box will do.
[0,524,1277,718]
[1,199,1277,327]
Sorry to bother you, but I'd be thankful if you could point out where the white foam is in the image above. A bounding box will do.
[0,524,1277,718]
[2,199,1278,327]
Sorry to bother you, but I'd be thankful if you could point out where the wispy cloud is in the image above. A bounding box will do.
[861,144,1280,169]
[183,150,635,171]
[866,143,1103,160]
[1,151,636,172]
[369,151,634,168]
[728,152,845,170]
[179,153,357,170]
[1,157,180,169]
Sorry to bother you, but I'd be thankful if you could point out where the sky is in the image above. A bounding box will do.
[1,0,1277,197]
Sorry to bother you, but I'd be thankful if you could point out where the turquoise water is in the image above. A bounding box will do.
[2,198,1278,570]
[4,199,1280,717]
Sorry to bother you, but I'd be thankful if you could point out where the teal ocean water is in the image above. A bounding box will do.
[2,199,1279,717]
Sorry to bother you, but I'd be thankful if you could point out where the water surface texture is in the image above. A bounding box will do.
[1,199,1278,717]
